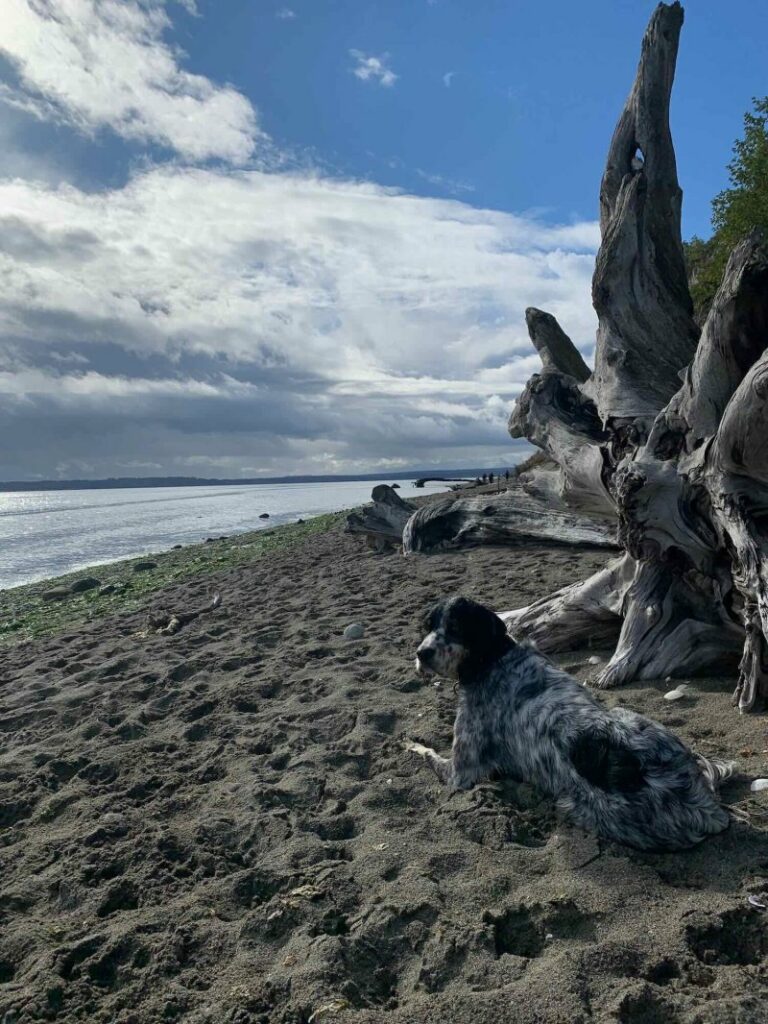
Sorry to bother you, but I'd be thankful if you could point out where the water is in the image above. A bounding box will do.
[0,479,450,590]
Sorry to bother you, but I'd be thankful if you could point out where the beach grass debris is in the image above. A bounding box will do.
[308,999,351,1023]
[146,592,222,636]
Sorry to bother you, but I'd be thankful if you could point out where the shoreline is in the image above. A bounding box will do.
[0,482,477,649]
[0,478,472,594]
[0,512,344,650]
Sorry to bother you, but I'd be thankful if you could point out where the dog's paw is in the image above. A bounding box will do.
[404,741,433,758]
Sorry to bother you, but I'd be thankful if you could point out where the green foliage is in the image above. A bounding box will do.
[685,97,768,321]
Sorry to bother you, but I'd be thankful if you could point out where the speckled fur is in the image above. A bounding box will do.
[411,597,735,852]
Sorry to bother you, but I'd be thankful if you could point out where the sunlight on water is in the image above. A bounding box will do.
[0,479,450,589]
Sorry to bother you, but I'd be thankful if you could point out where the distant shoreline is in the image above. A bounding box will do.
[0,467,513,492]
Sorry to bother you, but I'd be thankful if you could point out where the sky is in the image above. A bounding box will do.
[0,0,765,481]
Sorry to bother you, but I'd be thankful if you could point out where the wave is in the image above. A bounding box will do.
[0,489,248,518]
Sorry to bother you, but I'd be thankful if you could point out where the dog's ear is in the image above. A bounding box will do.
[450,597,513,681]
[451,598,508,646]
[422,602,443,634]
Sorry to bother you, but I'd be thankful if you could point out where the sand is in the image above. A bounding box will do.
[2,517,768,1024]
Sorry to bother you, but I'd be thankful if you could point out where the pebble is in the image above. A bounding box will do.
[750,778,768,792]
[587,655,602,665]
[664,684,694,701]
[70,576,101,594]
[343,623,365,640]
[42,587,70,602]
[259,513,270,519]
[98,584,117,596]
[102,812,125,825]
[133,560,157,572]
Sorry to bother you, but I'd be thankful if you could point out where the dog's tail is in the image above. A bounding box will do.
[696,754,738,792]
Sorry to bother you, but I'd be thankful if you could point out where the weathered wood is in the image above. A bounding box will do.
[586,0,700,433]
[147,593,222,636]
[524,307,590,382]
[501,556,629,651]
[402,491,618,555]
[650,231,768,454]
[509,349,612,513]
[706,339,768,710]
[504,3,768,713]
[345,485,416,549]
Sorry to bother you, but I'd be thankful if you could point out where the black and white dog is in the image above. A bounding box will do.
[407,597,735,851]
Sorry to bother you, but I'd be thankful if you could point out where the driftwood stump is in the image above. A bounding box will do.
[403,491,618,554]
[345,485,416,550]
[507,2,768,712]
[346,485,617,554]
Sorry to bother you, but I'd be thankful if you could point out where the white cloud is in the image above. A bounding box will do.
[0,0,260,163]
[0,166,598,374]
[276,7,296,18]
[443,71,456,88]
[416,168,474,195]
[0,367,245,404]
[0,165,598,474]
[350,50,398,88]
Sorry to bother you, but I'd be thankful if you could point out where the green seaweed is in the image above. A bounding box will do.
[0,513,344,649]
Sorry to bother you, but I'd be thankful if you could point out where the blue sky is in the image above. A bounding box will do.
[0,0,764,480]
[178,0,768,237]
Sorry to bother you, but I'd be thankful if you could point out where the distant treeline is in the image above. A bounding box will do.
[0,469,513,492]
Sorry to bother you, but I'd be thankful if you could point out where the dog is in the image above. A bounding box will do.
[407,596,736,851]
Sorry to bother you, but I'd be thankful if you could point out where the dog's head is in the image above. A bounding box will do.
[415,596,514,684]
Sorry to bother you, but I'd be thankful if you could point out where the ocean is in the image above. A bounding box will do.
[0,479,450,590]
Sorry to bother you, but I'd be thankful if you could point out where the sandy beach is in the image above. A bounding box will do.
[2,512,768,1024]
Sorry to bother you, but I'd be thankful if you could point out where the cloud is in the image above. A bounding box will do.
[350,50,398,88]
[443,71,456,88]
[0,0,260,163]
[0,165,598,478]
[276,7,296,18]
[416,168,474,196]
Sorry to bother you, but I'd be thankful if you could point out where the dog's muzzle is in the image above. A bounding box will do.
[415,645,436,676]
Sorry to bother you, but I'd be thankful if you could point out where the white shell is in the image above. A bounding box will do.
[750,778,768,792]
[747,895,767,910]
[664,684,694,701]
[343,623,365,640]
[588,655,601,665]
